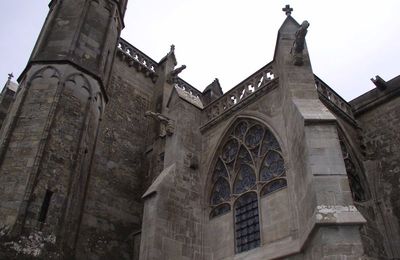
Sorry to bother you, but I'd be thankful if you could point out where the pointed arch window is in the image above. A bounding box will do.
[209,119,287,253]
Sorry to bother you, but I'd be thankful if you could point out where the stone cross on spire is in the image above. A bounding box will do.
[7,73,14,81]
[282,4,293,16]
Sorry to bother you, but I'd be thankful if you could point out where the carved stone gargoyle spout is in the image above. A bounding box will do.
[167,65,186,84]
[145,111,175,137]
[291,20,310,66]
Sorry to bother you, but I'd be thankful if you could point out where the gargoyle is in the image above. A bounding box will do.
[371,75,388,91]
[291,20,310,66]
[145,111,174,137]
[167,65,186,84]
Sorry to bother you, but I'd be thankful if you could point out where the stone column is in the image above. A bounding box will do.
[0,0,127,256]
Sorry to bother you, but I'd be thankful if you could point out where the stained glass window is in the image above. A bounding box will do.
[261,179,287,196]
[209,119,287,253]
[245,125,264,149]
[235,146,253,172]
[212,159,229,181]
[233,164,256,194]
[260,151,285,182]
[260,129,281,155]
[222,139,239,163]
[210,178,231,205]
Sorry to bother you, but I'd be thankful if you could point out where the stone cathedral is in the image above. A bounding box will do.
[0,1,399,259]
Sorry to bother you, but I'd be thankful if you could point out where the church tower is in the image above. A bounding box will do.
[0,0,127,256]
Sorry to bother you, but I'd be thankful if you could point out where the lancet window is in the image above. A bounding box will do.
[209,119,287,253]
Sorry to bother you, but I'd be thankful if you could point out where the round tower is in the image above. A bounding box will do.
[0,0,127,256]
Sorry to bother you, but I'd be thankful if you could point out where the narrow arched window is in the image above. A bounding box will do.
[209,119,287,253]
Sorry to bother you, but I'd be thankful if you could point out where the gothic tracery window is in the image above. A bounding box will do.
[209,119,287,253]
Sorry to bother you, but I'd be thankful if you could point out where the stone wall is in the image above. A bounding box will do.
[140,88,204,260]
[353,90,400,258]
[321,102,389,258]
[76,57,154,259]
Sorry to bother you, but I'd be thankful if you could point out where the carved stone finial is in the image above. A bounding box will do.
[167,65,186,84]
[170,44,175,53]
[291,20,310,66]
[7,73,14,81]
[5,72,14,87]
[145,111,174,137]
[282,4,293,16]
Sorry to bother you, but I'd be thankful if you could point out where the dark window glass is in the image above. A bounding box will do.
[235,192,260,253]
[245,125,264,149]
[234,146,253,173]
[233,164,256,194]
[260,151,285,182]
[261,179,287,196]
[234,121,248,139]
[212,159,229,181]
[222,139,239,163]
[260,129,281,156]
[210,178,231,205]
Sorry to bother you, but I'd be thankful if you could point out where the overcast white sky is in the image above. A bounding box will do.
[0,1,399,101]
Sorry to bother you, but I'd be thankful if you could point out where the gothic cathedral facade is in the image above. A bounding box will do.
[0,1,399,259]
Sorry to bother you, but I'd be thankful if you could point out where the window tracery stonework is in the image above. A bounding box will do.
[209,119,287,253]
